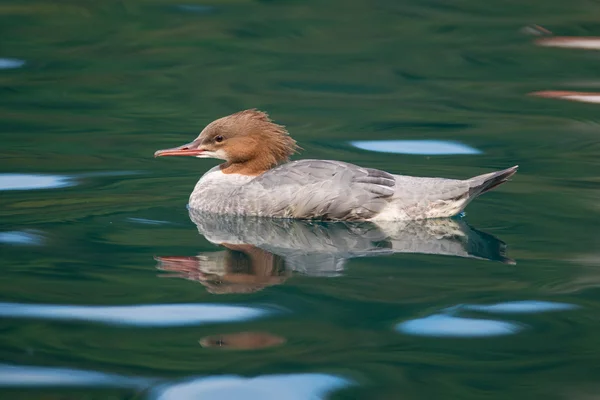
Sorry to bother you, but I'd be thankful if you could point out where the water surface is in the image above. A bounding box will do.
[1,0,600,399]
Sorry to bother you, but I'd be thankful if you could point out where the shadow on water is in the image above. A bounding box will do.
[155,210,514,294]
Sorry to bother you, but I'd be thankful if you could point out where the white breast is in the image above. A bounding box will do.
[196,167,255,186]
[188,166,255,211]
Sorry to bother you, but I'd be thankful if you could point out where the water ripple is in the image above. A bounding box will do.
[176,4,216,13]
[0,230,43,246]
[0,365,351,400]
[0,174,73,191]
[0,58,25,69]
[128,217,172,225]
[396,314,522,338]
[0,364,149,388]
[0,303,276,327]
[530,91,600,104]
[151,374,352,400]
[350,140,482,155]
[535,37,600,50]
[463,300,579,314]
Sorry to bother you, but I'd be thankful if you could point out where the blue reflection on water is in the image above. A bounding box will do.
[350,140,482,155]
[0,172,143,191]
[0,58,25,69]
[0,174,73,191]
[396,314,522,337]
[0,231,43,246]
[152,374,352,400]
[0,365,351,400]
[0,303,275,327]
[464,300,579,314]
[0,364,149,388]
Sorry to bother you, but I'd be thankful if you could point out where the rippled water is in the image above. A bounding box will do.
[2,0,600,398]
[350,140,482,155]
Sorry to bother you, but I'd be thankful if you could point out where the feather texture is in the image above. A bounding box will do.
[188,161,517,221]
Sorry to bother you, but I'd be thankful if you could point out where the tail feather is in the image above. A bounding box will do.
[469,165,518,197]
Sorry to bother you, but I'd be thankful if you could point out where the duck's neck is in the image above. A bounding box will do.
[219,158,279,176]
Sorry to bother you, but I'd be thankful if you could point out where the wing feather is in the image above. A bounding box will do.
[242,159,395,220]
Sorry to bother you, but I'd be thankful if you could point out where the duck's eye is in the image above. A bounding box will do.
[215,135,224,143]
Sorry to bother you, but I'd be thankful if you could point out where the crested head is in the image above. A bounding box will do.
[206,109,299,174]
[154,109,299,176]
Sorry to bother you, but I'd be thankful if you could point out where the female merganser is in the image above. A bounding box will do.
[155,109,518,221]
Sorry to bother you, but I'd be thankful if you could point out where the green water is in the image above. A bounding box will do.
[2,0,600,398]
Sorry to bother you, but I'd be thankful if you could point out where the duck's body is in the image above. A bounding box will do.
[188,160,517,221]
[156,110,517,221]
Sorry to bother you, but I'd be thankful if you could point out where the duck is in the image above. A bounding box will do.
[154,109,518,221]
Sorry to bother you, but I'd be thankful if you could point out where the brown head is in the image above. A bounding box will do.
[154,109,299,175]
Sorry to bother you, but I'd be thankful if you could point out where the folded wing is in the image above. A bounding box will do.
[242,159,396,220]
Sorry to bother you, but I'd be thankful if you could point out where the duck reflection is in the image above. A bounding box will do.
[155,210,514,293]
[199,331,286,350]
[156,245,289,294]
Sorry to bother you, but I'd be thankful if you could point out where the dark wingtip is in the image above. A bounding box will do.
[471,166,519,196]
[506,165,519,177]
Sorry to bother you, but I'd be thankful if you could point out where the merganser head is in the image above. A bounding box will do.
[154,109,299,175]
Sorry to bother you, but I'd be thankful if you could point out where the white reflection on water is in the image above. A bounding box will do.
[0,303,275,327]
[0,364,149,388]
[0,58,25,69]
[350,140,481,155]
[0,231,43,246]
[555,94,600,104]
[152,374,352,400]
[0,171,143,191]
[530,91,600,104]
[396,314,522,338]
[535,37,600,50]
[0,174,73,191]
[0,365,351,400]
[464,300,579,314]
[397,300,579,338]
